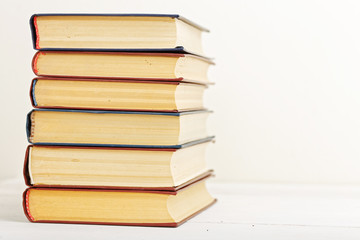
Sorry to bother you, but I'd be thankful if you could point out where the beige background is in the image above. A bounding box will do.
[1,0,360,183]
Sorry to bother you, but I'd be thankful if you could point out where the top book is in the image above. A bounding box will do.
[30,14,209,56]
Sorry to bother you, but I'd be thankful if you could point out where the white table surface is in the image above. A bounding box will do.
[1,178,360,240]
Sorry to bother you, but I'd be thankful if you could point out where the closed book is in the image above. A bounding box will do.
[24,140,213,189]
[32,51,213,84]
[30,78,207,112]
[30,14,208,56]
[23,176,216,227]
[27,109,212,148]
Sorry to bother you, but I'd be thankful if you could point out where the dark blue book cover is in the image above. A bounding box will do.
[30,14,209,55]
[26,109,214,149]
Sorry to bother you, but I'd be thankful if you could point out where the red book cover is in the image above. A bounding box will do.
[23,176,216,227]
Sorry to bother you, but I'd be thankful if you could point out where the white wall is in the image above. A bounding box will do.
[1,0,360,183]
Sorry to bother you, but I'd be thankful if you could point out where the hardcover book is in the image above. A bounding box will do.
[30,14,209,56]
[23,176,216,227]
[24,141,213,189]
[27,109,213,147]
[32,51,213,84]
[30,77,207,112]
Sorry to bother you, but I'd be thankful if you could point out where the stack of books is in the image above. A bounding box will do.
[23,14,215,227]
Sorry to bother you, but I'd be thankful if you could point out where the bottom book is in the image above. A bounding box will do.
[23,176,215,227]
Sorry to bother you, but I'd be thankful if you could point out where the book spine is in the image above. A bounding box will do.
[23,146,32,187]
[29,14,38,50]
[31,51,43,75]
[22,189,35,222]
[33,16,40,49]
[26,110,34,143]
[29,79,37,107]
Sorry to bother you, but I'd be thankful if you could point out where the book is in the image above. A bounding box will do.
[27,109,213,147]
[30,78,207,112]
[23,176,215,227]
[30,14,208,56]
[24,141,213,189]
[32,51,213,84]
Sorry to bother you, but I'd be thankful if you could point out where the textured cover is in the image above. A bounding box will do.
[23,143,214,190]
[30,14,209,55]
[22,177,216,227]
[26,108,214,148]
[30,77,208,111]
